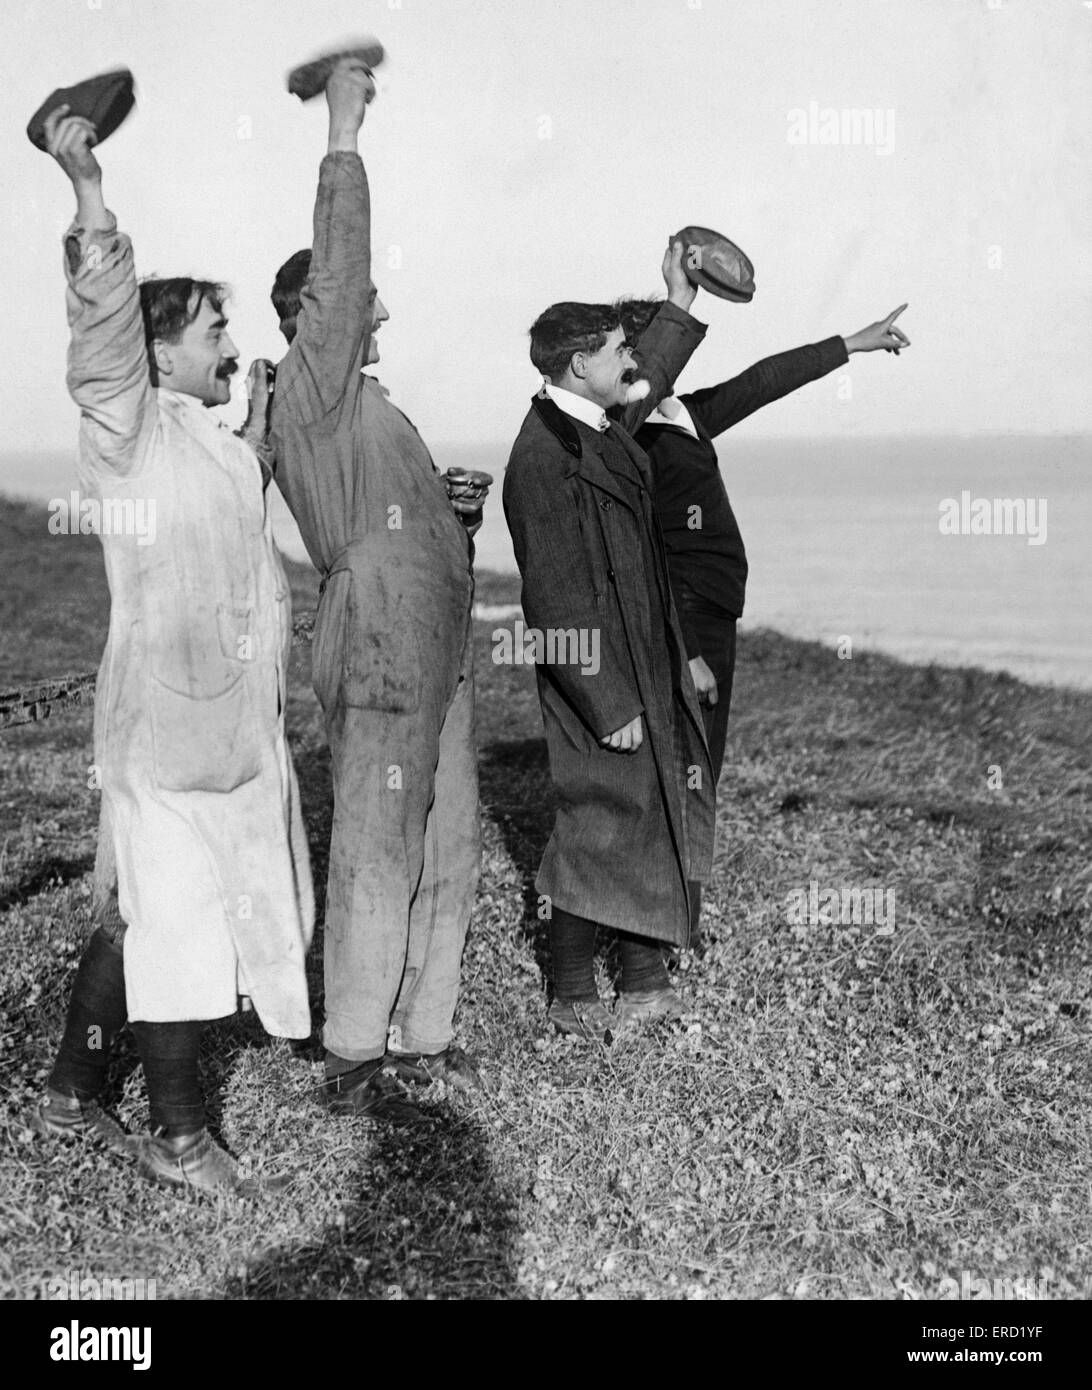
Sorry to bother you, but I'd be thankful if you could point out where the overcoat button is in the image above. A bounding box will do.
[608,567,616,581]
[600,498,612,510]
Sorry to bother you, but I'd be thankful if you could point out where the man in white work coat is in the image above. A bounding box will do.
[29,105,313,1197]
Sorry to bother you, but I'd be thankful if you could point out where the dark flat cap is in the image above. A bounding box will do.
[675,225,756,302]
[27,68,135,151]
[287,39,385,101]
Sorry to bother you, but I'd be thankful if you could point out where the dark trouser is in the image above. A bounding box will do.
[676,585,738,780]
[549,907,669,1002]
[675,584,739,938]
[49,913,206,1136]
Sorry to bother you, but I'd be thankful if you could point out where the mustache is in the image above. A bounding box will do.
[215,361,238,379]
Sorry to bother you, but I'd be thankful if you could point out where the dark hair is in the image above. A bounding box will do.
[271,249,312,340]
[138,278,228,385]
[528,302,622,382]
[613,296,663,344]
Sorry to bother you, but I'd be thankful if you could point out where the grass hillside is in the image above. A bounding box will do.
[1,495,1089,1300]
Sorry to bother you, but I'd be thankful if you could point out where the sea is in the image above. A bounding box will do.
[3,433,1089,691]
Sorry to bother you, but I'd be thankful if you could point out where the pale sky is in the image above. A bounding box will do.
[3,0,1090,456]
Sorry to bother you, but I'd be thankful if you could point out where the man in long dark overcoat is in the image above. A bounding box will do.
[503,246,715,1041]
[615,296,911,940]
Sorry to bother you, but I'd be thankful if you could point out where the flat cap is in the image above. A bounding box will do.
[27,68,135,151]
[675,225,756,302]
[287,39,384,101]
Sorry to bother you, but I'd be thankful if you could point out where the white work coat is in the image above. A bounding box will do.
[63,214,313,1035]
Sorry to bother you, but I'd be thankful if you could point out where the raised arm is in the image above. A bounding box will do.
[276,61,377,422]
[684,305,910,439]
[682,337,849,439]
[46,108,154,476]
[618,240,707,434]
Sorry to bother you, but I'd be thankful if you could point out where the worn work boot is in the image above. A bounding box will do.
[29,1087,135,1156]
[136,1128,271,1198]
[616,986,687,1028]
[547,998,615,1044]
[383,1045,482,1093]
[319,1061,436,1126]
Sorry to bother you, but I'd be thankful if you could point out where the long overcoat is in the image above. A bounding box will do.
[504,369,715,947]
[64,215,314,1036]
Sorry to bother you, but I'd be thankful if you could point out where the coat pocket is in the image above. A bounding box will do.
[150,673,262,793]
[217,602,259,667]
[149,603,258,700]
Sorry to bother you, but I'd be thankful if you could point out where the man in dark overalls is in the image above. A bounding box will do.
[270,62,483,1119]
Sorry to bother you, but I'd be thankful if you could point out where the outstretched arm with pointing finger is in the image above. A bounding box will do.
[680,302,912,441]
[844,303,911,355]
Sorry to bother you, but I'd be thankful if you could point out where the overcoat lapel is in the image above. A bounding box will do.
[531,391,641,511]
[606,424,655,493]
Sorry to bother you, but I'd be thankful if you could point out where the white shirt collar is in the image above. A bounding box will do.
[157,386,199,409]
[157,387,230,425]
[644,394,699,439]
[542,383,610,432]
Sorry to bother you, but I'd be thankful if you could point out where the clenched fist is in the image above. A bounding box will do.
[662,237,697,313]
[326,58,377,151]
[237,359,275,451]
[601,715,644,753]
[44,106,102,187]
[688,655,718,705]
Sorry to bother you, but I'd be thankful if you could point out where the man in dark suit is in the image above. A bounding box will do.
[503,245,715,1041]
[616,298,911,934]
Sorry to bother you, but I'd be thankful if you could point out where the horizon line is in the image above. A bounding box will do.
[3,428,1090,460]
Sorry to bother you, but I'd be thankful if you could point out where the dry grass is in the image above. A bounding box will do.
[1,496,1089,1301]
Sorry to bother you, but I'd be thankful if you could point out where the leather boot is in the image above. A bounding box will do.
[136,1128,270,1197]
[617,986,687,1028]
[30,1087,134,1156]
[383,1045,482,1093]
